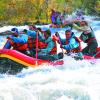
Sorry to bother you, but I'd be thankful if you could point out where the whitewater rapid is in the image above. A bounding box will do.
[0,19,100,100]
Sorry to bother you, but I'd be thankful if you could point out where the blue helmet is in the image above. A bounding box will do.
[11,28,18,34]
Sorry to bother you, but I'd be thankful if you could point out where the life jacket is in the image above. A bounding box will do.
[80,31,97,44]
[28,36,57,54]
[27,36,47,50]
[86,38,96,44]
[65,37,82,53]
[27,36,35,49]
[10,40,27,51]
[85,28,97,44]
[48,38,57,55]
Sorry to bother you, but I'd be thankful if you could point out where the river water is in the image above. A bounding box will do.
[0,18,100,100]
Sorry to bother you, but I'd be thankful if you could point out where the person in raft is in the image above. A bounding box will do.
[55,29,83,60]
[73,20,98,56]
[36,29,61,61]
[3,28,28,54]
[22,27,45,57]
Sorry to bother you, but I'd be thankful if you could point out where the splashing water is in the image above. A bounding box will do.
[0,58,100,100]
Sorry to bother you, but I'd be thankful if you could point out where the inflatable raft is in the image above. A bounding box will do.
[0,49,64,68]
[0,47,100,68]
[0,48,100,75]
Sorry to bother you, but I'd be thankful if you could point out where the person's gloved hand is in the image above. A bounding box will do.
[55,32,59,37]
[52,35,59,41]
[7,36,12,40]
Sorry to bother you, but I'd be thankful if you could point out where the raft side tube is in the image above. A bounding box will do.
[0,49,48,67]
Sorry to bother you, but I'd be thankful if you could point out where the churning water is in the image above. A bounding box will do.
[0,18,100,100]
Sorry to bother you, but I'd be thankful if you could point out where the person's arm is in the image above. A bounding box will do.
[27,30,36,37]
[55,32,66,45]
[62,38,79,50]
[73,23,89,31]
[11,34,28,43]
[3,40,11,49]
[40,38,54,54]
[38,32,45,41]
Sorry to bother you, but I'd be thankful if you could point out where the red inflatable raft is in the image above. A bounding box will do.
[0,47,100,67]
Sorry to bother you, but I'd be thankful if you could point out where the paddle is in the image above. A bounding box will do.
[54,32,66,60]
[55,32,64,54]
[35,30,39,66]
[0,31,12,35]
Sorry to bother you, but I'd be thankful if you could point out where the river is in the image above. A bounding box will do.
[0,17,100,100]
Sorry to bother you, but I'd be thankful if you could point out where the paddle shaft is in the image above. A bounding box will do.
[56,32,64,53]
[36,31,39,65]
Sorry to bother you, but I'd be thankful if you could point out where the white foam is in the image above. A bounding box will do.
[0,20,100,100]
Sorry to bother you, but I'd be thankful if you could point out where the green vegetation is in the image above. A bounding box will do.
[0,0,99,25]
